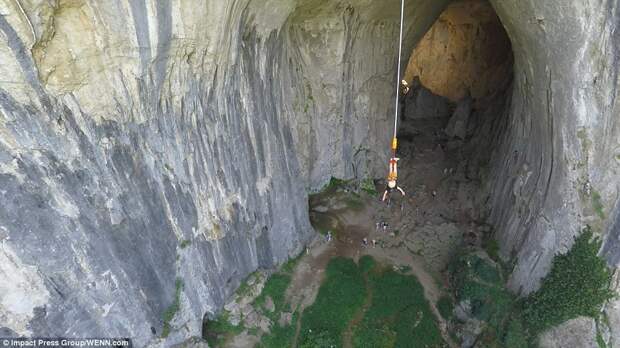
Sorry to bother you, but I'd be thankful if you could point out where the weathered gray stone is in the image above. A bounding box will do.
[445,94,472,139]
[539,317,598,348]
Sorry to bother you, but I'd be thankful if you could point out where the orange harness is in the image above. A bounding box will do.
[387,137,398,181]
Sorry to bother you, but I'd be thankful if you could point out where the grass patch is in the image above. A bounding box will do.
[161,277,184,338]
[522,227,613,335]
[358,255,376,274]
[353,268,444,348]
[179,239,191,249]
[299,257,367,346]
[437,296,454,320]
[254,273,292,320]
[258,311,299,348]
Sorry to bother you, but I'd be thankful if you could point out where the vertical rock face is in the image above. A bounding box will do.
[0,0,619,345]
[0,0,316,344]
[487,0,620,292]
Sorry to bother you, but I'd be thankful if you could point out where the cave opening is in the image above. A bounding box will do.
[394,0,514,240]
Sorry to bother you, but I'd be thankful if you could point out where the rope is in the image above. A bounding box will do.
[392,0,405,141]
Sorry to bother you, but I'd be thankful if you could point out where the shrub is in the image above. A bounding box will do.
[522,227,614,335]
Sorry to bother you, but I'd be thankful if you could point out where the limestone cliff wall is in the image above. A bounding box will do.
[0,0,317,345]
[486,0,620,292]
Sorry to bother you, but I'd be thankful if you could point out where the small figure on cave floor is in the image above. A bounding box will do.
[326,231,332,242]
[382,157,406,202]
[362,237,369,247]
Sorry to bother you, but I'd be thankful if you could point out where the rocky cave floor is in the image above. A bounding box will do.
[202,115,499,348]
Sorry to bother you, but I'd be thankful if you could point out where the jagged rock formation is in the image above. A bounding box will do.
[0,0,619,346]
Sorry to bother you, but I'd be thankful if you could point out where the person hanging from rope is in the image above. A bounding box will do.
[382,155,406,202]
[382,0,407,203]
[400,79,410,96]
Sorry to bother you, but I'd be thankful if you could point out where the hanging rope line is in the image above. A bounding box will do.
[391,0,405,156]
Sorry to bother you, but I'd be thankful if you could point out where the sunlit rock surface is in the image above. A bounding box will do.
[0,0,619,346]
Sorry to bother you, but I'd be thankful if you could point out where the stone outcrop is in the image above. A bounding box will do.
[0,0,619,346]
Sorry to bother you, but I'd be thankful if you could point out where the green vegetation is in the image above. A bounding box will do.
[522,227,613,334]
[503,317,528,348]
[596,329,608,348]
[301,330,337,348]
[204,311,244,347]
[282,250,304,274]
[450,253,513,333]
[255,253,300,347]
[258,312,299,348]
[353,267,444,348]
[321,177,349,193]
[235,272,257,300]
[437,296,454,320]
[449,227,613,347]
[591,190,606,219]
[162,278,184,338]
[299,257,367,346]
[207,255,445,348]
[254,273,292,320]
[358,255,376,274]
[179,239,191,249]
[360,178,377,195]
[483,237,500,262]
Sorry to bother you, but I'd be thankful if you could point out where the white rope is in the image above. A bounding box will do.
[392,0,405,139]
